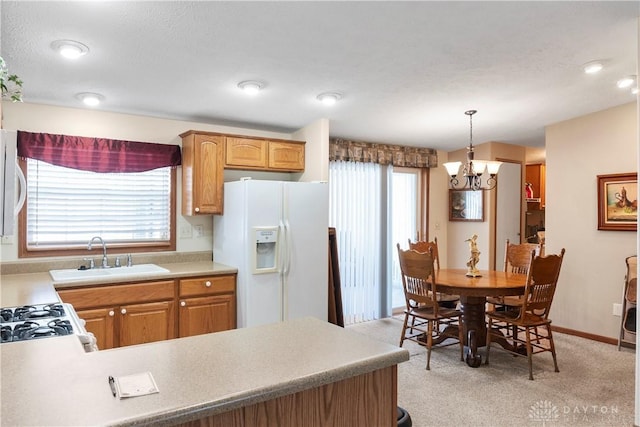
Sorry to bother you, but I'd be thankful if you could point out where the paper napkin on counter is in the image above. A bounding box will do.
[114,372,159,399]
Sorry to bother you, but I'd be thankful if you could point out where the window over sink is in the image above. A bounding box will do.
[16,130,179,258]
[19,159,176,257]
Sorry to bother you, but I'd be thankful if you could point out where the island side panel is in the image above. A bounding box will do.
[178,366,397,427]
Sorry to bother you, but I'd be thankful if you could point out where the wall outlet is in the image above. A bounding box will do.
[613,303,623,316]
[179,225,192,239]
[194,225,204,238]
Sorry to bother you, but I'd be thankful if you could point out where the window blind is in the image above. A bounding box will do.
[329,160,382,324]
[26,159,171,247]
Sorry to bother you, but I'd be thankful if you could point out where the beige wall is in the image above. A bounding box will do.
[443,144,492,269]
[428,150,451,268]
[546,102,637,339]
[441,141,526,270]
[0,102,329,262]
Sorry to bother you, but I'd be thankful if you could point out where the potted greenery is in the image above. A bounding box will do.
[1,56,23,102]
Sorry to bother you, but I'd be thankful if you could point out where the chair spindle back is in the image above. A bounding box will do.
[520,248,566,319]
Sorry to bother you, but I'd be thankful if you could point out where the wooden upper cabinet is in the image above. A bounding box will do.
[180,131,224,215]
[225,136,305,172]
[268,141,305,171]
[225,137,268,169]
[526,164,546,209]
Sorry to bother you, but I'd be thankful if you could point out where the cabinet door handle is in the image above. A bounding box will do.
[195,207,200,213]
[108,310,115,317]
[121,308,127,315]
[180,301,186,307]
[205,281,212,287]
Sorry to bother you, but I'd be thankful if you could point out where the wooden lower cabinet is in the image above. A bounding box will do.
[58,280,176,349]
[75,307,116,350]
[75,301,175,349]
[119,301,175,347]
[179,295,235,337]
[58,275,237,348]
[178,275,237,337]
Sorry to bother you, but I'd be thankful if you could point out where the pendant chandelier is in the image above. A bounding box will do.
[442,110,502,191]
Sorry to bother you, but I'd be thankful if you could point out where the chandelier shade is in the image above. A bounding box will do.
[442,110,502,191]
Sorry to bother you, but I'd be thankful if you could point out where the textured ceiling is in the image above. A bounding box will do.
[1,1,638,150]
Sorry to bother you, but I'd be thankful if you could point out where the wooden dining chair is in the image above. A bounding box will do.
[486,239,542,309]
[408,237,459,308]
[408,237,441,269]
[485,248,565,380]
[396,244,463,370]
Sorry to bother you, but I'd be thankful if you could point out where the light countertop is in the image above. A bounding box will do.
[0,258,409,426]
[1,317,409,426]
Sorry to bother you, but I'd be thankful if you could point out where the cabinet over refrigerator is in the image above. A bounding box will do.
[213,179,328,328]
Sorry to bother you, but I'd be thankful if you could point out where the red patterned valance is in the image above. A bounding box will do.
[329,138,438,168]
[17,131,181,173]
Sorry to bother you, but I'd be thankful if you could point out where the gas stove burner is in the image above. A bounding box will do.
[12,304,66,322]
[12,320,73,341]
[0,309,13,322]
[1,325,12,343]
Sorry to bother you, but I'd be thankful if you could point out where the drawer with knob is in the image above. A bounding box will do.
[178,275,236,297]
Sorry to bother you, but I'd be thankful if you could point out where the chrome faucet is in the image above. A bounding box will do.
[88,236,109,268]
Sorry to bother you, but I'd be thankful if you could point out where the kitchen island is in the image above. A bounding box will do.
[1,259,409,426]
[1,317,408,426]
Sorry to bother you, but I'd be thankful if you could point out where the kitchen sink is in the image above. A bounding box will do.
[49,264,170,282]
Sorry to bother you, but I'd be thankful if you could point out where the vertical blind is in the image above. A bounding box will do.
[329,160,382,324]
[26,159,171,247]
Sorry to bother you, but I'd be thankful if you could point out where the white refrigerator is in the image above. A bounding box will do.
[213,179,328,328]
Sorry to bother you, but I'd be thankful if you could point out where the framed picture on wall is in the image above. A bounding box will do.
[449,189,484,222]
[597,172,638,231]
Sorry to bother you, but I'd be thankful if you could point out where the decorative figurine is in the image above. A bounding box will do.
[465,234,481,277]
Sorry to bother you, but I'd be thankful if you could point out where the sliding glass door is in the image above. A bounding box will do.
[388,167,420,312]
[329,161,424,324]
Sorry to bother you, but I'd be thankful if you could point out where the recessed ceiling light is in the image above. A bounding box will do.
[237,80,264,95]
[317,92,342,106]
[51,40,89,59]
[582,61,603,74]
[617,75,636,89]
[76,92,103,107]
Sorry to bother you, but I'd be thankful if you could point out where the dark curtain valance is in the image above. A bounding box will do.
[17,131,182,173]
[329,138,438,168]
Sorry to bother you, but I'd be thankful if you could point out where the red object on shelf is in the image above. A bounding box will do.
[525,183,534,199]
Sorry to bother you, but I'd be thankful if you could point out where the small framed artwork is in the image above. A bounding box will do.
[449,189,484,222]
[597,172,638,231]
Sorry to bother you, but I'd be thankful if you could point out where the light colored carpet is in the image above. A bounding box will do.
[347,317,635,427]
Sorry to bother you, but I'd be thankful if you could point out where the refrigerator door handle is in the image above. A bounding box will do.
[283,220,292,276]
[278,220,286,275]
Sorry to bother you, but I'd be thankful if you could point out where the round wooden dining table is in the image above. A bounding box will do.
[433,268,527,367]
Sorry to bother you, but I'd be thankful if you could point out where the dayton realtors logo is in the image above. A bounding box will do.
[529,400,625,425]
